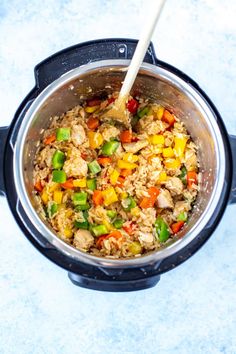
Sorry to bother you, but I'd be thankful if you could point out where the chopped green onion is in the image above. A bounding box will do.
[155,216,170,242]
[121,197,136,211]
[52,150,65,169]
[72,192,88,206]
[88,160,102,174]
[56,127,71,141]
[101,140,120,156]
[74,220,89,229]
[87,178,97,191]
[52,170,66,183]
[107,210,117,219]
[177,212,188,222]
[82,210,89,220]
[137,106,150,118]
[91,224,108,237]
[75,203,90,211]
[113,219,124,229]
[179,166,187,185]
[131,115,140,128]
[48,202,58,218]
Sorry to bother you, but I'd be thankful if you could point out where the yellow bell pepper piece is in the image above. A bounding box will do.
[87,131,104,149]
[173,136,188,157]
[110,169,120,185]
[157,171,167,183]
[41,189,48,204]
[149,134,165,146]
[163,147,174,158]
[63,227,73,238]
[102,187,118,206]
[49,182,60,193]
[123,152,139,163]
[65,209,73,218]
[164,158,181,169]
[85,105,99,113]
[53,190,63,204]
[120,192,128,200]
[117,159,138,170]
[103,219,115,231]
[130,206,141,217]
[73,178,87,188]
[153,105,164,120]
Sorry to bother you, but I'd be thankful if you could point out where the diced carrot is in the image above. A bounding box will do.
[97,157,112,166]
[171,221,184,234]
[107,230,123,239]
[187,171,198,189]
[61,178,74,189]
[44,134,56,145]
[87,98,101,107]
[96,235,108,248]
[34,180,43,192]
[116,176,125,187]
[120,169,132,177]
[87,116,100,130]
[120,130,132,143]
[162,110,175,126]
[81,152,88,160]
[139,186,160,209]
[123,223,134,235]
[92,190,104,206]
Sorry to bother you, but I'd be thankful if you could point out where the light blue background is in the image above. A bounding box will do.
[0,1,236,353]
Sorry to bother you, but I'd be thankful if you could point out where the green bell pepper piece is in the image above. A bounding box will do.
[107,210,117,219]
[137,106,150,118]
[121,196,136,211]
[52,150,65,169]
[88,160,101,174]
[113,218,124,229]
[75,203,90,211]
[52,170,66,183]
[72,192,88,206]
[87,178,97,191]
[179,166,187,185]
[155,216,170,242]
[91,224,108,237]
[48,202,58,218]
[56,127,71,141]
[74,220,89,230]
[101,140,119,156]
[177,212,188,221]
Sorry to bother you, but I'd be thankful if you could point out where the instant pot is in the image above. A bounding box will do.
[0,39,235,291]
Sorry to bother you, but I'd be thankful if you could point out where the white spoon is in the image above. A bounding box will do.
[102,0,166,126]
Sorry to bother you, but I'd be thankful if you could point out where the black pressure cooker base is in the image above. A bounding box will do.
[0,38,235,292]
[68,272,160,292]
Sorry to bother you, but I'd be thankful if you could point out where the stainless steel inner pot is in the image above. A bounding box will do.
[14,60,226,268]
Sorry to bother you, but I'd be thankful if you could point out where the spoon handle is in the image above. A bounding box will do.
[119,0,166,100]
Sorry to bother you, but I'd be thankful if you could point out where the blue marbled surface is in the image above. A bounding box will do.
[0,1,236,353]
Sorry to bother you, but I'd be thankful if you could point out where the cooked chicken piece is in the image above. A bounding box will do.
[123,140,148,153]
[173,201,191,218]
[138,232,154,245]
[165,177,184,196]
[185,149,197,171]
[63,155,88,177]
[157,189,174,209]
[71,124,86,146]
[38,146,56,168]
[99,124,120,141]
[73,230,94,251]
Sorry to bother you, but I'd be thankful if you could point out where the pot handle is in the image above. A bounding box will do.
[0,126,9,196]
[229,135,236,204]
[34,38,158,89]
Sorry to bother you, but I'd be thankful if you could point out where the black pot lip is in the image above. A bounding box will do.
[3,52,233,275]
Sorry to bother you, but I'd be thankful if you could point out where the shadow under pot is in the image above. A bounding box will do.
[0,38,235,291]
